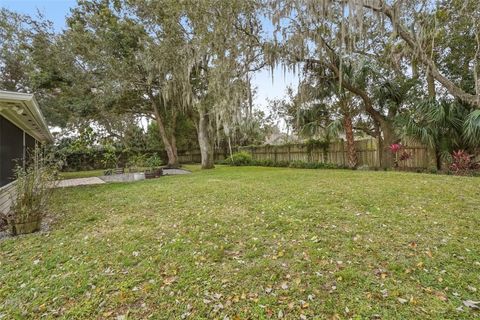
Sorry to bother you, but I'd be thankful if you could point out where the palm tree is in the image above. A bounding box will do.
[293,70,360,169]
[394,99,478,170]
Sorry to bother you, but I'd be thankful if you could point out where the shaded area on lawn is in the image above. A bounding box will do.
[1,166,480,319]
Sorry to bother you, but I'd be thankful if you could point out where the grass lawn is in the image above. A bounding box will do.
[1,166,480,319]
[59,169,106,179]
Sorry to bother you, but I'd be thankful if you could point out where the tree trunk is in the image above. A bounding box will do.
[152,103,179,168]
[427,68,441,171]
[378,120,397,169]
[155,116,179,168]
[435,150,442,171]
[169,134,179,168]
[197,107,215,169]
[343,112,358,169]
[427,70,436,98]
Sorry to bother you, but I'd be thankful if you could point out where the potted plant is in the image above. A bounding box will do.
[6,161,56,235]
[144,153,163,179]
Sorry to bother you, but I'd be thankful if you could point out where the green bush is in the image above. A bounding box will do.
[127,153,148,169]
[146,153,163,168]
[225,153,342,170]
[254,159,289,167]
[252,159,272,167]
[225,151,253,166]
[288,161,339,169]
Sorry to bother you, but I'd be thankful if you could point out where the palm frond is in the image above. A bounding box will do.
[463,110,480,148]
[326,118,343,137]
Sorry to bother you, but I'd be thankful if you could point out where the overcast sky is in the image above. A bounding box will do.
[0,0,299,116]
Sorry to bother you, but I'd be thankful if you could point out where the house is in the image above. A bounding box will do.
[0,91,53,214]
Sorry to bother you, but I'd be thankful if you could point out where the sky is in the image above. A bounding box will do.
[0,0,299,116]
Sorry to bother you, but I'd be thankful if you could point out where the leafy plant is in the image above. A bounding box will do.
[225,151,253,166]
[289,161,339,169]
[395,99,477,170]
[305,139,330,162]
[101,143,119,169]
[4,154,57,235]
[127,153,148,170]
[389,143,412,168]
[389,143,402,154]
[399,151,412,161]
[146,153,163,169]
[305,139,330,154]
[449,150,479,174]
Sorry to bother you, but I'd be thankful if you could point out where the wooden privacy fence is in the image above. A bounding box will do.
[177,149,228,164]
[238,139,434,169]
[178,138,436,169]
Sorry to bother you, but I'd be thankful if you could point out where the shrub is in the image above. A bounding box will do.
[274,160,290,167]
[449,150,479,174]
[146,153,163,168]
[101,144,118,168]
[225,151,253,166]
[390,143,412,168]
[289,161,339,169]
[4,153,57,235]
[252,159,272,167]
[399,151,412,161]
[389,143,402,153]
[127,153,148,170]
[226,153,342,170]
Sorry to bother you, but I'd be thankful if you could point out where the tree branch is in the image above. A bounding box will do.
[362,1,480,108]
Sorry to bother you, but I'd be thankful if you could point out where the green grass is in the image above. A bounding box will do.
[1,166,480,319]
[59,169,105,179]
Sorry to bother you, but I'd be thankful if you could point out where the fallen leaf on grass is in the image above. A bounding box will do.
[463,300,480,310]
[103,311,113,317]
[163,276,177,285]
[434,291,448,302]
[278,310,284,318]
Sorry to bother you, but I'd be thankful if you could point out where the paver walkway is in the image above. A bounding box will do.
[57,169,190,188]
[57,177,106,188]
[163,168,191,175]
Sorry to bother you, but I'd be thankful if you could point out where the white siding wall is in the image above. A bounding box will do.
[0,181,16,214]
